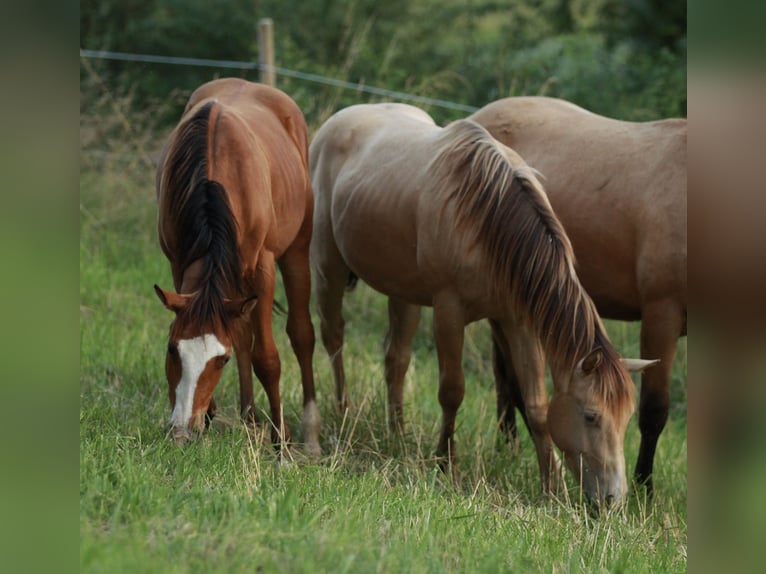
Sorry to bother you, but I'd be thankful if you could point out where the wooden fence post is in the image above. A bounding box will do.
[258,18,275,87]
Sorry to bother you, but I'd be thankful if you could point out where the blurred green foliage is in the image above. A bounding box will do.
[80,0,685,127]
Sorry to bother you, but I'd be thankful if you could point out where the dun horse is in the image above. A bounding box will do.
[154,78,320,457]
[310,103,654,505]
[470,97,686,492]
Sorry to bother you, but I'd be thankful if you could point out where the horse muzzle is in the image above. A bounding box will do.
[586,474,628,511]
[166,423,192,445]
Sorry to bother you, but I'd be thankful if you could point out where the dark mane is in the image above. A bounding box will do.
[159,101,242,328]
[431,120,634,416]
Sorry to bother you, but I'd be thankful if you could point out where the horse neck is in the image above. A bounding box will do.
[497,286,608,396]
[492,312,576,396]
[547,355,577,395]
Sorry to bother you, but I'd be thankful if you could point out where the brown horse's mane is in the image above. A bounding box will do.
[159,101,242,329]
[431,119,633,416]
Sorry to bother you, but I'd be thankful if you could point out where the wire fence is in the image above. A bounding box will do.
[79,49,479,113]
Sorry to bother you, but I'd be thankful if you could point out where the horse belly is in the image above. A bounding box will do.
[560,223,642,320]
[331,191,435,306]
[338,229,435,306]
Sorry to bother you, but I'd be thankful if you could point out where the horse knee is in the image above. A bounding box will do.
[253,351,281,383]
[639,400,669,438]
[524,403,549,438]
[385,347,411,382]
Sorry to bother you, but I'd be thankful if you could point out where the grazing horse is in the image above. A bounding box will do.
[310,103,654,505]
[154,78,320,457]
[470,97,686,493]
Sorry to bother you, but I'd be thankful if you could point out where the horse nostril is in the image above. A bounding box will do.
[605,494,615,507]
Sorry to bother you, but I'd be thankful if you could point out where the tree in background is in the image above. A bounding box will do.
[80,0,686,127]
[80,0,257,124]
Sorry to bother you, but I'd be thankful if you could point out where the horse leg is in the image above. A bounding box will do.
[205,396,217,428]
[312,238,351,414]
[490,320,526,444]
[278,243,321,459]
[251,255,289,448]
[384,297,422,433]
[432,294,466,475]
[503,322,556,493]
[635,299,684,494]
[232,316,257,426]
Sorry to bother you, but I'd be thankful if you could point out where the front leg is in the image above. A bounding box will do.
[231,316,257,426]
[205,396,217,428]
[432,293,466,475]
[635,298,684,494]
[251,254,289,448]
[384,297,422,433]
[504,322,556,493]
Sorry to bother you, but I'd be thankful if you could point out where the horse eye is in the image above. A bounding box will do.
[216,355,230,369]
[167,343,178,357]
[584,411,600,426]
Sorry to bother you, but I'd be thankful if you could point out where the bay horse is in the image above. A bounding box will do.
[154,78,320,457]
[310,103,655,505]
[469,97,686,493]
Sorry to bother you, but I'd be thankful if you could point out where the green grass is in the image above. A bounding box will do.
[80,133,686,573]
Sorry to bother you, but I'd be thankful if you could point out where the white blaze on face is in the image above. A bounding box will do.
[169,333,226,429]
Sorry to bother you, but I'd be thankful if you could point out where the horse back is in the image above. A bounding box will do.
[471,97,686,318]
[171,79,312,263]
[186,78,310,170]
[310,106,522,312]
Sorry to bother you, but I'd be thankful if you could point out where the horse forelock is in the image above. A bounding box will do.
[160,100,242,331]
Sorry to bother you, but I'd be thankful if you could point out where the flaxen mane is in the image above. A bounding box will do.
[431,120,633,416]
[158,101,242,328]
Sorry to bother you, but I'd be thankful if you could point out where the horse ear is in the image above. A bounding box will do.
[578,347,603,376]
[154,285,190,313]
[621,358,661,373]
[224,295,258,318]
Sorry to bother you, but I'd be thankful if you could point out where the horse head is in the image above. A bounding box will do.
[154,285,257,444]
[548,348,659,507]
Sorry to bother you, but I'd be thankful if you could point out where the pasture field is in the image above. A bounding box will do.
[80,142,686,573]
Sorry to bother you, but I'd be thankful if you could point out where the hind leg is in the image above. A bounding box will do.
[311,230,351,414]
[635,299,684,494]
[279,237,321,459]
[490,320,526,444]
[384,297,422,433]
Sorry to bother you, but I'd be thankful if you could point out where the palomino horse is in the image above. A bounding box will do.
[470,97,686,493]
[154,78,320,456]
[310,103,654,505]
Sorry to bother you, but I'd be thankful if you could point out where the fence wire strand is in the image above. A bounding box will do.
[79,49,479,113]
